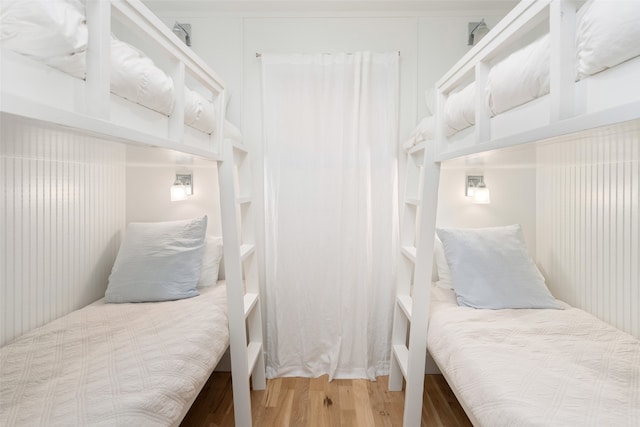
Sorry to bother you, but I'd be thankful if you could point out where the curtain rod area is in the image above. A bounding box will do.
[256,51,400,58]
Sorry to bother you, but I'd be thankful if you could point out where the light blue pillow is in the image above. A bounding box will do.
[436,224,561,310]
[105,216,207,303]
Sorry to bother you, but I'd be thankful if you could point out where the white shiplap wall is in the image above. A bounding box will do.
[0,117,126,346]
[537,121,640,339]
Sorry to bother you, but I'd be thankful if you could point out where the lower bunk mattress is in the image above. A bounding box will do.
[0,285,229,426]
[428,287,640,427]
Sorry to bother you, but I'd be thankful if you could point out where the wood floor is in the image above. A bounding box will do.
[181,373,471,427]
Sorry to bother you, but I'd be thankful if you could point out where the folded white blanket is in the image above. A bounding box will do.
[185,88,217,134]
[110,38,175,116]
[486,34,550,116]
[403,116,435,151]
[444,83,476,134]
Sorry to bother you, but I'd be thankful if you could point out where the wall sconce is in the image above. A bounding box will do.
[170,173,193,202]
[466,175,491,204]
[468,19,489,46]
[172,22,192,46]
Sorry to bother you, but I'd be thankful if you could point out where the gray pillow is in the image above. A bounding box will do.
[436,224,561,310]
[105,216,207,303]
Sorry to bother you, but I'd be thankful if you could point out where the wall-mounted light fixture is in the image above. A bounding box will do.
[466,175,491,204]
[170,173,193,201]
[468,19,489,46]
[172,22,192,46]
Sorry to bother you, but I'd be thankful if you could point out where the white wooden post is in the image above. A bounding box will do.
[402,141,440,426]
[550,0,577,121]
[85,0,111,119]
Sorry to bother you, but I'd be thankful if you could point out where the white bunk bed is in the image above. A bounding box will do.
[393,0,640,426]
[0,1,265,426]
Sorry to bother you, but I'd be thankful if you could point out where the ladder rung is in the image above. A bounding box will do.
[405,198,420,206]
[240,244,255,261]
[247,342,262,374]
[408,142,426,155]
[237,196,252,204]
[397,295,412,320]
[233,141,248,153]
[392,344,409,378]
[244,292,259,318]
[401,246,417,262]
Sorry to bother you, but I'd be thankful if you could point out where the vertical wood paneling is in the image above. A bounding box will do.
[537,122,640,339]
[0,118,126,346]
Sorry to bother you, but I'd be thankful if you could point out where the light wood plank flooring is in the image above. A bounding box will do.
[180,373,471,426]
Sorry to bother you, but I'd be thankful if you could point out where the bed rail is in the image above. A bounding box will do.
[434,0,640,161]
[1,0,227,160]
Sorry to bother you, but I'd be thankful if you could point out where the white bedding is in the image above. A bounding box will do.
[403,115,435,151]
[576,0,640,79]
[486,34,550,116]
[440,0,640,136]
[185,87,217,134]
[0,285,229,426]
[444,82,475,134]
[428,287,640,427]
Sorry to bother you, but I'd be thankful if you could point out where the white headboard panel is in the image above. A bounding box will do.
[0,117,126,346]
[537,120,639,339]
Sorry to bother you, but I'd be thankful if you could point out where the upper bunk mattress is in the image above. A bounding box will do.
[428,287,640,427]
[0,285,229,426]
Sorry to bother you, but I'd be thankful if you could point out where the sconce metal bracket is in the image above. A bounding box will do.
[466,175,484,197]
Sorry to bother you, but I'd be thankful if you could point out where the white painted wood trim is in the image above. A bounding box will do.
[397,295,413,320]
[218,135,254,427]
[392,344,409,378]
[549,0,577,121]
[243,292,259,318]
[402,143,440,427]
[401,245,417,262]
[85,0,111,119]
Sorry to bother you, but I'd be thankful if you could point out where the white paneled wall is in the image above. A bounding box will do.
[537,121,640,338]
[0,118,126,346]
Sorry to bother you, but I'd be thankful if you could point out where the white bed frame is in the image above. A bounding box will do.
[389,1,640,425]
[0,1,265,426]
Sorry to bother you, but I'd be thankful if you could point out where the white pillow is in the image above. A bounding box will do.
[105,216,207,303]
[198,236,223,288]
[436,225,561,309]
[576,0,640,78]
[433,234,453,290]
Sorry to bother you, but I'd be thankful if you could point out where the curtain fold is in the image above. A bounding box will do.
[261,52,399,380]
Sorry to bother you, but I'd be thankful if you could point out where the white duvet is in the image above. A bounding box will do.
[403,115,435,151]
[0,285,229,427]
[428,287,640,427]
[185,88,217,134]
[444,82,476,134]
[486,34,550,116]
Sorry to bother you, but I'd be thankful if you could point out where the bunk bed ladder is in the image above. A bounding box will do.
[218,130,266,427]
[389,140,440,426]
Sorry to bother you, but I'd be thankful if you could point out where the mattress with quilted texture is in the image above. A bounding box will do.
[428,287,640,427]
[0,284,229,426]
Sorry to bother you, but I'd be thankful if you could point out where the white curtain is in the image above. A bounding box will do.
[261,52,399,380]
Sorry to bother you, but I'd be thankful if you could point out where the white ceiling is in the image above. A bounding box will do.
[144,0,518,14]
